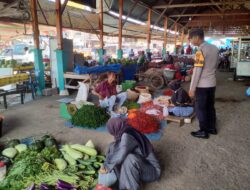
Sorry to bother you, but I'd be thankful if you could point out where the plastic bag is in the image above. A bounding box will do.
[246,87,250,97]
[75,82,89,102]
[137,93,152,104]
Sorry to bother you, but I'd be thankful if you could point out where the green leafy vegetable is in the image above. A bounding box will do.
[72,105,109,128]
[123,101,140,110]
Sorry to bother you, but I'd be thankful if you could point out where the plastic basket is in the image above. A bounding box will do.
[127,89,139,101]
[163,69,176,80]
[122,80,136,91]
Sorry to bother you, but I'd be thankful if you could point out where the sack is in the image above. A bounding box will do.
[246,87,250,97]
[137,93,152,104]
[75,82,89,102]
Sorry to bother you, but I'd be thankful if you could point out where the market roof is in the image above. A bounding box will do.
[0,0,249,40]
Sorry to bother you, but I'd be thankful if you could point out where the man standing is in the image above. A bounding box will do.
[188,29,219,139]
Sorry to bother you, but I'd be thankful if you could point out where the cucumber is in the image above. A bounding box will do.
[82,170,96,175]
[97,155,105,161]
[78,164,86,169]
[93,163,101,169]
[87,165,95,171]
[78,160,92,165]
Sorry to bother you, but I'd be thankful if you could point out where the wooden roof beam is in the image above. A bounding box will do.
[153,0,173,26]
[130,0,184,28]
[153,1,250,9]
[169,12,250,17]
[61,0,68,14]
[170,0,194,30]
[122,0,139,28]
[187,21,250,27]
[210,0,223,12]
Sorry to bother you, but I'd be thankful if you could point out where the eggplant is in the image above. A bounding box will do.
[40,183,53,190]
[56,180,75,190]
[26,183,35,190]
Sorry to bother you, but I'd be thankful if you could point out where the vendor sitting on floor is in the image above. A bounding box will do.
[98,118,161,190]
[168,80,194,117]
[92,72,127,113]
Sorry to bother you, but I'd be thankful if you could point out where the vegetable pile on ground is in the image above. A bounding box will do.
[72,105,110,128]
[123,101,140,110]
[0,136,105,190]
[127,110,160,134]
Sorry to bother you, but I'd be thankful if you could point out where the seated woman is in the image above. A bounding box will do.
[98,118,161,190]
[168,80,194,117]
[92,72,127,113]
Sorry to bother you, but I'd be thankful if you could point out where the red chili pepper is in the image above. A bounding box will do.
[127,111,159,134]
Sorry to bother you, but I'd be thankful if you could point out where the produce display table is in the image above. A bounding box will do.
[165,112,196,127]
[64,72,91,90]
[0,73,29,87]
[0,87,25,109]
[64,71,121,90]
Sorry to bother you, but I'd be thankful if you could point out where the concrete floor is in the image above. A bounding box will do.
[1,72,250,190]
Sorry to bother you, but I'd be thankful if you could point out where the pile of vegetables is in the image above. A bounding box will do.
[72,105,109,128]
[127,110,160,134]
[106,58,136,65]
[0,59,33,68]
[0,59,17,68]
[0,135,105,190]
[123,101,140,110]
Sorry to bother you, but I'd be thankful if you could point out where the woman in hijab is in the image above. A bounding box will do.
[98,118,161,190]
[168,80,194,117]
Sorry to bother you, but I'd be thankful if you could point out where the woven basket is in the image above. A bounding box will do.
[135,86,149,93]
[127,89,139,101]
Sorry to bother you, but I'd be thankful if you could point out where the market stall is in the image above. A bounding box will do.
[234,37,250,80]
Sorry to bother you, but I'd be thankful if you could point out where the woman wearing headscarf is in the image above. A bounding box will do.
[98,118,161,190]
[168,80,194,117]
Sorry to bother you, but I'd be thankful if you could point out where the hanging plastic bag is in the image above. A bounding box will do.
[75,82,89,102]
[246,87,250,97]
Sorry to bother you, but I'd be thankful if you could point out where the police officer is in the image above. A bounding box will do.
[188,28,219,139]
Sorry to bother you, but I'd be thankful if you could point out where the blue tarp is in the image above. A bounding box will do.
[64,120,167,141]
[74,64,121,74]
[121,64,138,80]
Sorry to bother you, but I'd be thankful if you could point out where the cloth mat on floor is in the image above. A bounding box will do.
[64,120,167,141]
[57,98,74,104]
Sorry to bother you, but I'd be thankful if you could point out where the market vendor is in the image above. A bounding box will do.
[137,51,145,66]
[168,80,194,117]
[163,51,174,64]
[98,118,161,190]
[92,72,127,113]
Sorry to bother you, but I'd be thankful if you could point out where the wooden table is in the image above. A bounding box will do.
[64,72,91,90]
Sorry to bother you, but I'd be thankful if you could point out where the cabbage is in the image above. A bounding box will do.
[2,147,17,158]
[15,144,27,153]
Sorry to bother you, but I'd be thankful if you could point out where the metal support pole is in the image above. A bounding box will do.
[146,9,152,52]
[98,0,105,64]
[30,0,45,94]
[56,0,63,50]
[55,0,68,95]
[117,0,123,59]
[163,17,168,55]
[181,29,185,46]
[174,22,177,52]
